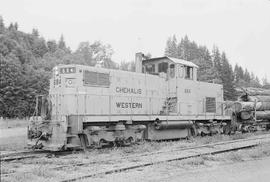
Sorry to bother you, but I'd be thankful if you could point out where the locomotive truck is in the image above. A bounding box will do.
[28,53,231,151]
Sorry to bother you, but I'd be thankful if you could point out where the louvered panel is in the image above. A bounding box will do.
[83,71,98,85]
[205,97,216,113]
[83,70,110,87]
[98,73,110,86]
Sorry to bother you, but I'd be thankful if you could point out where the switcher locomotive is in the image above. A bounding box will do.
[28,53,231,151]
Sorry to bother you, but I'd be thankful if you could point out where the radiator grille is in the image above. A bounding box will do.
[205,97,216,113]
[83,70,110,87]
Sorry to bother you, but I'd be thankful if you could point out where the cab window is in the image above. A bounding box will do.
[185,66,193,80]
[158,62,168,73]
[145,64,155,74]
[178,66,184,78]
[169,64,175,78]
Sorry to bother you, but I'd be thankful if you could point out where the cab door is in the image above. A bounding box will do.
[166,64,178,113]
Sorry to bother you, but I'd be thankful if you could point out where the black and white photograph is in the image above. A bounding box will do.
[1,0,270,181]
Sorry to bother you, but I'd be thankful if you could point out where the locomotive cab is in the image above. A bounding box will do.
[141,56,198,81]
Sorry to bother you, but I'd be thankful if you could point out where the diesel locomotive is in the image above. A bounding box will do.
[28,53,231,151]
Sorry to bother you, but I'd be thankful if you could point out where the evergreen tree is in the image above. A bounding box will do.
[193,47,215,82]
[14,22,18,30]
[234,64,240,83]
[220,52,236,100]
[119,61,135,72]
[32,28,39,37]
[249,72,261,88]
[179,35,190,60]
[243,69,251,83]
[0,16,5,34]
[58,34,66,50]
[262,75,270,89]
[8,23,14,30]
[32,38,48,57]
[47,40,57,53]
[212,46,222,81]
[164,35,177,57]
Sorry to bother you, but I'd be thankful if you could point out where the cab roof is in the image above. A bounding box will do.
[142,56,198,68]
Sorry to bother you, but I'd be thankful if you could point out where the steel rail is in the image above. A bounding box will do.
[3,134,270,179]
[59,135,270,182]
[0,150,76,162]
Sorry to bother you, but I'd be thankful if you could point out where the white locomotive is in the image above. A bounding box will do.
[28,53,231,150]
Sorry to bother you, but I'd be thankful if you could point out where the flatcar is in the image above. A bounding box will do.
[27,53,231,151]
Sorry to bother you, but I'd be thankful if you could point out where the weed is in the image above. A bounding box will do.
[227,152,244,162]
[202,154,221,161]
[182,156,205,166]
[32,166,56,178]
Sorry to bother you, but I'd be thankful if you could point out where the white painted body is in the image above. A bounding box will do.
[49,60,228,123]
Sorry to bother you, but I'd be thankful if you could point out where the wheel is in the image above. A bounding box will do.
[201,132,206,137]
[97,139,107,148]
[124,137,134,146]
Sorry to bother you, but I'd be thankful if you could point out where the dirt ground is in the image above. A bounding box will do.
[2,121,270,182]
[90,155,270,182]
[2,141,270,182]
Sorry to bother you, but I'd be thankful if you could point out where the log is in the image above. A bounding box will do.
[256,111,270,120]
[238,95,270,102]
[249,96,270,102]
[240,111,252,120]
[233,101,270,112]
[246,90,270,96]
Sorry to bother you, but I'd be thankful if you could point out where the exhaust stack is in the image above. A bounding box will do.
[135,52,144,73]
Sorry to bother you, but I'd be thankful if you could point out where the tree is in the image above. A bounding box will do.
[243,69,251,83]
[32,28,39,37]
[220,52,236,100]
[14,22,18,30]
[119,61,135,72]
[75,41,116,68]
[262,75,270,89]
[193,47,216,82]
[8,23,14,30]
[212,46,222,81]
[47,40,57,53]
[0,16,5,34]
[58,34,66,50]
[164,35,177,58]
[32,38,48,57]
[0,56,25,117]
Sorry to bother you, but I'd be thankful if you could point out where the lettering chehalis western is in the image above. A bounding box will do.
[115,87,142,94]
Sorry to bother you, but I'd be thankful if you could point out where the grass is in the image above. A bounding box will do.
[0,119,28,151]
[32,166,56,178]
[198,142,270,165]
[4,140,270,182]
[170,141,270,169]
[181,156,205,166]
[0,119,29,129]
[226,152,244,162]
[0,135,27,151]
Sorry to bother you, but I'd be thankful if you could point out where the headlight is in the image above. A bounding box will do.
[54,67,59,76]
[65,78,75,87]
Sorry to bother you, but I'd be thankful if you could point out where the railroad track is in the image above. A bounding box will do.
[0,150,49,162]
[59,134,270,182]
[3,134,270,181]
[0,150,77,162]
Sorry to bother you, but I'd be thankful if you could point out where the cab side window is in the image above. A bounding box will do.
[145,64,155,74]
[185,66,193,80]
[169,64,175,78]
[158,62,168,73]
[178,66,184,78]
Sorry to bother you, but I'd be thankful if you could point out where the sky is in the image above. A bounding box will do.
[1,0,270,80]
